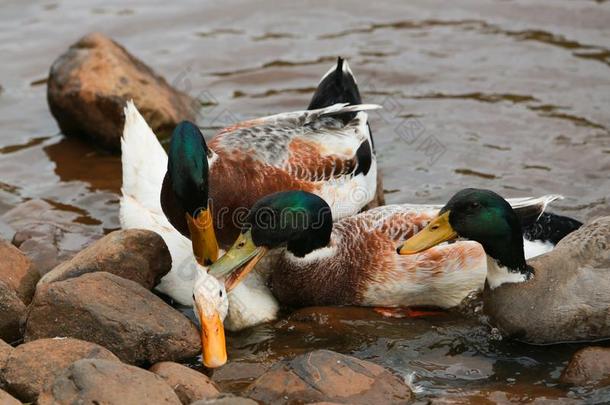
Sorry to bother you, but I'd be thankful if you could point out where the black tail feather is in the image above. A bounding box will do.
[522,212,583,245]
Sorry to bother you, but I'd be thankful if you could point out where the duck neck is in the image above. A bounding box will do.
[483,231,532,289]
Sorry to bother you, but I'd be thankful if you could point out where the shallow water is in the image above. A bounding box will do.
[1,0,609,402]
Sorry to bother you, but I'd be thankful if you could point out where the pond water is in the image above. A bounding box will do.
[1,0,609,402]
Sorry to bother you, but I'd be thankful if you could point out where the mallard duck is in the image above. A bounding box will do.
[209,190,573,312]
[398,188,608,344]
[161,57,379,267]
[120,101,228,367]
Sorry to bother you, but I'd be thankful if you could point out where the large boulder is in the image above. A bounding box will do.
[0,281,26,344]
[561,346,610,386]
[245,350,413,404]
[39,229,171,290]
[150,361,220,404]
[0,338,119,402]
[38,358,181,404]
[24,272,200,365]
[47,32,197,151]
[0,239,38,304]
[3,199,100,276]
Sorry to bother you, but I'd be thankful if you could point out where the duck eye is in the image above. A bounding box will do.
[219,290,223,297]
[192,294,195,301]
[470,202,480,209]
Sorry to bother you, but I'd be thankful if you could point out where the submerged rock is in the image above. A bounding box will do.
[245,349,413,404]
[39,229,171,290]
[0,281,25,344]
[24,272,200,365]
[3,199,100,276]
[561,346,610,387]
[47,32,197,151]
[150,361,220,404]
[0,389,20,405]
[0,239,38,304]
[37,358,181,405]
[0,337,119,402]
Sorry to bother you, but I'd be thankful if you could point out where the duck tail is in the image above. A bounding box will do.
[308,57,363,123]
[523,212,583,245]
[120,101,168,226]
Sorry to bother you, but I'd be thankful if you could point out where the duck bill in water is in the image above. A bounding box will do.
[186,208,219,266]
[208,229,268,291]
[398,211,458,254]
[194,303,227,368]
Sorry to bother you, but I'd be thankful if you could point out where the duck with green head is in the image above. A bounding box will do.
[399,188,610,344]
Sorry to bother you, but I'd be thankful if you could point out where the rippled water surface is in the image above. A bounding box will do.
[1,0,609,402]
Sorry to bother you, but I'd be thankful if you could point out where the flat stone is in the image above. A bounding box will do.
[0,337,119,402]
[0,239,38,304]
[245,349,413,404]
[0,281,26,344]
[47,32,197,151]
[39,229,171,290]
[24,272,200,365]
[37,358,181,404]
[150,361,220,404]
[561,346,610,387]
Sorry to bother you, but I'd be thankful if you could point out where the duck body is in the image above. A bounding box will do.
[399,188,606,344]
[161,58,378,248]
[483,216,610,344]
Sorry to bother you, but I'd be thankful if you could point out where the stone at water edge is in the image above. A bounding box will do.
[47,32,198,151]
[191,395,258,405]
[0,281,26,344]
[0,239,39,304]
[37,358,181,405]
[0,389,20,405]
[0,338,119,403]
[149,361,220,404]
[245,349,413,404]
[561,346,610,386]
[3,199,100,277]
[39,229,172,290]
[24,272,200,365]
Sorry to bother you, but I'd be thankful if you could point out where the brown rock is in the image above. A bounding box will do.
[0,337,119,402]
[150,362,220,404]
[0,239,38,304]
[38,358,181,404]
[191,394,258,405]
[0,339,13,367]
[47,32,197,151]
[39,229,171,290]
[0,281,25,344]
[245,349,413,404]
[561,346,610,386]
[3,199,100,276]
[24,272,200,365]
[0,389,20,405]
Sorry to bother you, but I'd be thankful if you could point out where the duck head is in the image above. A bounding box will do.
[167,121,219,266]
[398,188,527,271]
[208,191,333,290]
[192,270,229,368]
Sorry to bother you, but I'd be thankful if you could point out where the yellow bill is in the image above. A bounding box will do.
[186,208,219,266]
[197,308,227,368]
[208,229,267,292]
[398,211,457,254]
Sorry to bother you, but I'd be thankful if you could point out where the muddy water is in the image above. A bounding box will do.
[1,0,609,402]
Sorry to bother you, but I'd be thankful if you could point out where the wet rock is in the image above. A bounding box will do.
[47,32,197,151]
[191,394,258,405]
[245,349,413,404]
[37,358,181,404]
[24,272,200,365]
[560,346,610,386]
[0,389,20,405]
[39,229,171,290]
[3,199,100,276]
[150,361,220,404]
[0,337,119,402]
[0,239,38,304]
[430,385,580,404]
[0,281,26,344]
[0,339,13,366]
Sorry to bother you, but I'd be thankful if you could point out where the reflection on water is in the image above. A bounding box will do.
[1,0,609,401]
